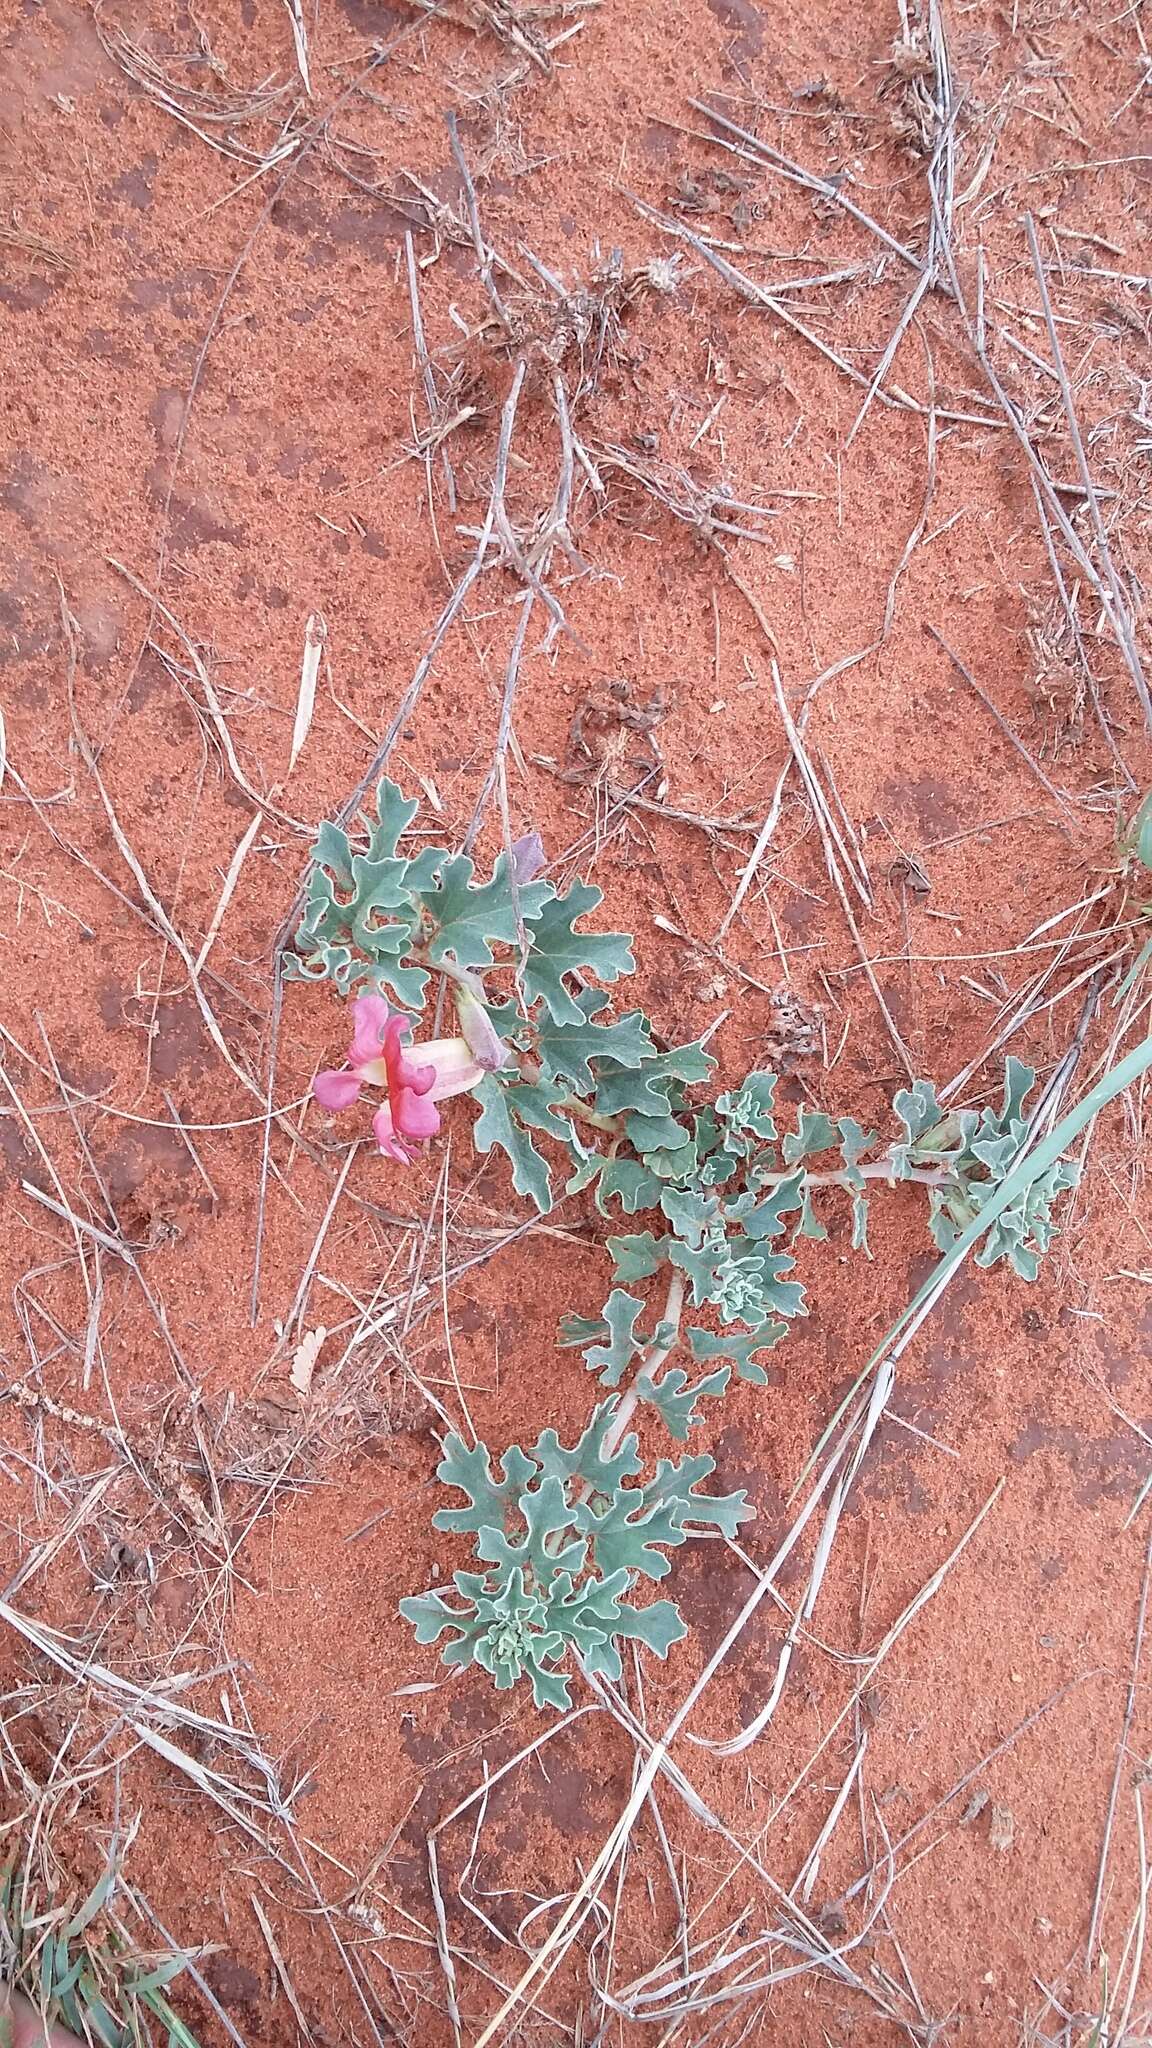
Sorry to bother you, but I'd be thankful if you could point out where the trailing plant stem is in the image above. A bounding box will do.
[553,1091,626,1135]
[775,1159,952,1189]
[601,1269,687,1462]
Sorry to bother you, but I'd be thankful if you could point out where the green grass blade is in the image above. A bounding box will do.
[1112,932,1152,1009]
[126,1955,188,1998]
[66,1860,120,1940]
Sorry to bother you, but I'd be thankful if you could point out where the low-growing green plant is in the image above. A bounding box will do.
[293,777,1093,1710]
[0,1846,201,2048]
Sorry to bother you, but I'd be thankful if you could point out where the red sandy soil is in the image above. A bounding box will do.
[1,0,1151,2043]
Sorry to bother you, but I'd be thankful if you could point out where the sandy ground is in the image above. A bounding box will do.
[1,0,1151,2041]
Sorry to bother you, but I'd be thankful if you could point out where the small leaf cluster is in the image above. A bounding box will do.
[400,1404,753,1710]
[891,1059,1079,1282]
[560,1292,780,1439]
[284,776,626,1020]
[599,1058,1075,1306]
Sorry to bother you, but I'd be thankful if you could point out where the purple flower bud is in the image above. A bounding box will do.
[509,830,546,885]
[453,984,507,1071]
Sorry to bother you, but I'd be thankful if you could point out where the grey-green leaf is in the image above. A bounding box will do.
[640,1363,730,1439]
[686,1324,785,1384]
[472,1074,554,1213]
[418,852,551,967]
[607,1231,668,1283]
[610,1598,687,1658]
[741,1171,806,1240]
[535,995,656,1091]
[597,1157,663,1215]
[893,1077,944,1147]
[783,1107,839,1164]
[581,1289,646,1387]
[594,1041,716,1117]
[520,881,635,1024]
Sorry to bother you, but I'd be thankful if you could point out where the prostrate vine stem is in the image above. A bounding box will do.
[601,1269,686,1463]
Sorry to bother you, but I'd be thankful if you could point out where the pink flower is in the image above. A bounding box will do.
[313,994,484,1163]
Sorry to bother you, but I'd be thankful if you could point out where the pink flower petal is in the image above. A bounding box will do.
[314,1068,362,1110]
[372,1101,415,1163]
[395,1086,441,1140]
[397,1052,437,1096]
[378,1010,423,1087]
[372,1007,430,1094]
[349,993,392,1066]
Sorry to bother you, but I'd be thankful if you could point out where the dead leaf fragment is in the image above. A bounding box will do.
[989,1802,1016,1852]
[288,611,326,773]
[291,1326,327,1401]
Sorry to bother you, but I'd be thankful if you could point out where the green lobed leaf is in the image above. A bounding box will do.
[500,1082,583,1159]
[666,1233,725,1304]
[596,1158,663,1214]
[639,1362,731,1439]
[535,991,656,1092]
[607,1231,668,1284]
[313,816,354,886]
[574,1451,753,1580]
[782,1106,839,1165]
[432,1435,537,1537]
[565,1152,604,1196]
[739,1171,806,1240]
[626,1109,691,1155]
[614,1597,687,1655]
[970,1130,1018,1174]
[659,1185,717,1246]
[578,1289,646,1387]
[520,880,635,1023]
[588,1596,687,1671]
[577,1484,690,1580]
[292,875,428,1007]
[893,1077,945,1149]
[476,1475,585,1583]
[533,1401,644,1497]
[290,778,441,1004]
[837,1116,876,1172]
[417,851,552,967]
[645,1453,754,1538]
[686,1323,785,1385]
[370,776,422,858]
[472,1074,554,1214]
[645,1136,701,1182]
[999,1056,1035,1131]
[593,1041,716,1118]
